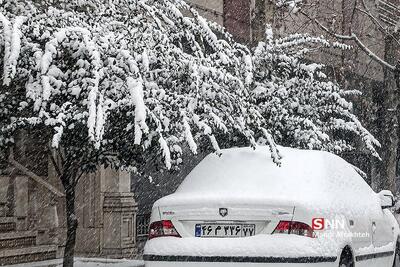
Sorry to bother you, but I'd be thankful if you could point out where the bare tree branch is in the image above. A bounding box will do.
[350,33,396,70]
[48,145,62,177]
[58,146,65,166]
[74,170,85,187]
[356,0,400,46]
[300,10,396,71]
[347,0,358,34]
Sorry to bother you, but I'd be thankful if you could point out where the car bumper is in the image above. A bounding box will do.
[144,235,339,267]
[144,255,337,267]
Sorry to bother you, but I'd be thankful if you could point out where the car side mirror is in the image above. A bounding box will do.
[378,190,395,209]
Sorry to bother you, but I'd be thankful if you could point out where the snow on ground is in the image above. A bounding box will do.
[4,257,144,267]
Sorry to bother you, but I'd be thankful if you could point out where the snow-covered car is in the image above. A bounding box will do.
[144,146,400,267]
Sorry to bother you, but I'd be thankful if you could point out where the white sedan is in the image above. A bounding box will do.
[144,146,400,267]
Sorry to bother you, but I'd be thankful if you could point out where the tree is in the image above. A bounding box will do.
[275,0,400,192]
[0,0,379,266]
[252,27,380,156]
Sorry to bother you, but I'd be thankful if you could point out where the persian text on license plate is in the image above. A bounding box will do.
[195,223,256,237]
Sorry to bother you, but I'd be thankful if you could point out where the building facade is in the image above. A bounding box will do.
[0,133,137,265]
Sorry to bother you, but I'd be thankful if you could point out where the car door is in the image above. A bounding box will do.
[371,210,393,248]
[370,193,395,247]
[350,213,372,253]
[370,206,395,266]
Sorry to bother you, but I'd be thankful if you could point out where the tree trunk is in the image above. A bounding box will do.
[63,179,78,267]
[372,34,399,193]
[252,0,266,44]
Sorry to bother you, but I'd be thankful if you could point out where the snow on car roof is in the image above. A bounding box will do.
[156,146,378,215]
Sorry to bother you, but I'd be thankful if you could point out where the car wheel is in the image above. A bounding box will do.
[339,247,354,267]
[393,241,400,267]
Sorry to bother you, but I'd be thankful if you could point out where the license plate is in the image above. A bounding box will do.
[195,223,256,237]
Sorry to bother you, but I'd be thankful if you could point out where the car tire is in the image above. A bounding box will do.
[393,240,400,267]
[339,247,354,267]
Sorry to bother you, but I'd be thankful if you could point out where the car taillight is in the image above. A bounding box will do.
[273,221,316,238]
[148,220,181,239]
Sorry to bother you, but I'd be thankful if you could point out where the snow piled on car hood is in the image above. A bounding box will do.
[155,146,379,216]
[144,234,338,257]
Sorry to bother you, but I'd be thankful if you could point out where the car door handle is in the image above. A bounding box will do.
[372,222,377,233]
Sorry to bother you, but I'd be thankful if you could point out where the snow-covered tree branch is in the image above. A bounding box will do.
[252,27,380,157]
[0,0,278,170]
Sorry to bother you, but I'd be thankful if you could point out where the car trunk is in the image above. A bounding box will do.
[158,203,295,238]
